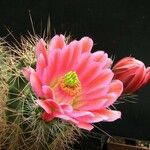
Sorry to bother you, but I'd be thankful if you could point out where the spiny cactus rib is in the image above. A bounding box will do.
[0,36,81,150]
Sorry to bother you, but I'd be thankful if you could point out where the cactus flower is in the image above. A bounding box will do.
[113,57,150,93]
[22,35,123,130]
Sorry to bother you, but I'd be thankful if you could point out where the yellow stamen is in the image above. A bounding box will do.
[59,71,81,96]
[64,71,80,87]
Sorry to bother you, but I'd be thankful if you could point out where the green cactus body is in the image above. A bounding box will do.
[0,38,81,150]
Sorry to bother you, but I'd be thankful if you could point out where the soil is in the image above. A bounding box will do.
[108,136,150,149]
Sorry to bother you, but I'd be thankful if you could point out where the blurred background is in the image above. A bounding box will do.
[0,0,150,148]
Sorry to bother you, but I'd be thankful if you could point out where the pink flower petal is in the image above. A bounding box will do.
[42,68,49,85]
[56,114,79,124]
[108,80,123,97]
[36,39,48,63]
[75,53,91,76]
[69,110,94,118]
[60,46,74,73]
[42,85,54,99]
[60,104,73,113]
[36,53,47,79]
[48,49,61,78]
[79,37,93,53]
[36,99,63,114]
[30,72,43,97]
[81,66,103,87]
[22,67,34,81]
[100,80,123,107]
[66,40,82,70]
[86,69,114,88]
[76,122,94,131]
[42,64,54,85]
[76,109,120,124]
[93,109,121,122]
[92,51,105,62]
[82,86,109,101]
[42,49,61,84]
[55,87,73,104]
[78,59,99,82]
[76,114,103,123]
[103,93,120,108]
[92,51,112,68]
[78,98,108,111]
[91,51,112,68]
[36,99,52,114]
[104,58,113,68]
[49,34,65,51]
[42,112,54,122]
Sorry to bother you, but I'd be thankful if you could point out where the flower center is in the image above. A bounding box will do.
[59,71,81,96]
[64,71,79,87]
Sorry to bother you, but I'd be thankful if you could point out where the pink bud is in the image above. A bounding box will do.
[113,57,150,93]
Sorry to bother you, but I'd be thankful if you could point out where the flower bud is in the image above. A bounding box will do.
[113,57,150,93]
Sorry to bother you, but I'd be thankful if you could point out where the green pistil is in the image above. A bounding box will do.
[64,71,79,87]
